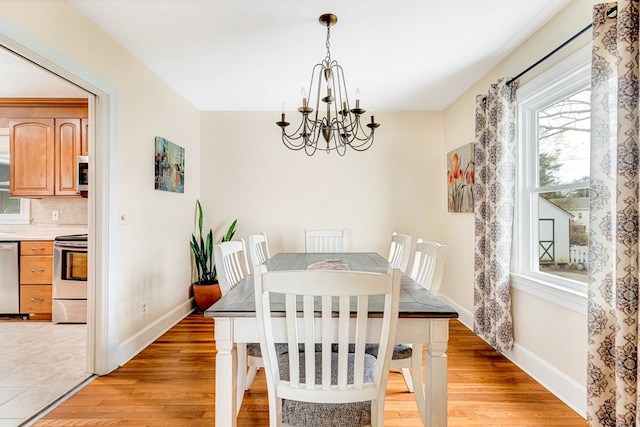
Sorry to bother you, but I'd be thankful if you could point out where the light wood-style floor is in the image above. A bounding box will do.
[33,313,586,426]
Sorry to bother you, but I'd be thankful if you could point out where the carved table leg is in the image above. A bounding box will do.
[215,317,238,427]
[424,319,450,427]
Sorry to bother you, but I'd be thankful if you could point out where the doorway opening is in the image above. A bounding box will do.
[0,25,118,424]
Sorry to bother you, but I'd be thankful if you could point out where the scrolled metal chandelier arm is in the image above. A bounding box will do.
[276,13,380,156]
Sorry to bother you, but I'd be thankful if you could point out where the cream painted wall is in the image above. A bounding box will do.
[442,0,598,411]
[0,2,201,344]
[199,111,444,258]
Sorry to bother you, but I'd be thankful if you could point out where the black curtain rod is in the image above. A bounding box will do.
[506,5,618,86]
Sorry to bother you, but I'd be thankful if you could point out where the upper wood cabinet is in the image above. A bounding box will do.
[0,98,88,198]
[55,118,82,196]
[10,118,55,196]
[81,118,89,156]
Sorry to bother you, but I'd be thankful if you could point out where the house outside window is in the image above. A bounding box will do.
[512,47,590,311]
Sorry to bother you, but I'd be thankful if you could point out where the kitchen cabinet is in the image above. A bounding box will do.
[0,98,89,198]
[10,117,86,197]
[19,240,53,320]
[55,118,83,196]
[9,118,55,196]
[81,118,89,156]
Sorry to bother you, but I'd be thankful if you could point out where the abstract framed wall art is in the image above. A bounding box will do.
[154,136,185,193]
[447,142,475,213]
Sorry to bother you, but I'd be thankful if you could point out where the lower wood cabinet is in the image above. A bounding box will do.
[20,256,53,284]
[20,285,52,317]
[19,241,53,321]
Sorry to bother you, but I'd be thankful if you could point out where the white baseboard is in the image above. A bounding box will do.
[440,296,586,419]
[439,296,473,328]
[504,342,586,417]
[118,299,194,366]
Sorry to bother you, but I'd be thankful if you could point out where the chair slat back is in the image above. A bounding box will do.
[213,239,250,296]
[305,229,346,253]
[254,266,400,409]
[410,240,447,294]
[387,232,412,272]
[248,233,271,267]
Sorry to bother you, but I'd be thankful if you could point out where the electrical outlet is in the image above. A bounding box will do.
[52,210,59,221]
[141,300,148,316]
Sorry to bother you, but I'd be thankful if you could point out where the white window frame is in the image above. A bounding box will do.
[512,46,591,313]
[0,196,30,224]
[0,127,30,224]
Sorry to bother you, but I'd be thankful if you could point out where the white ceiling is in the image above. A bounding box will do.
[0,47,87,98]
[3,0,574,112]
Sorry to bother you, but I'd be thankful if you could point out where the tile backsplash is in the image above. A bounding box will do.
[30,198,88,225]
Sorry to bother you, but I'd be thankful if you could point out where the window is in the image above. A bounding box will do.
[513,47,590,311]
[0,129,30,224]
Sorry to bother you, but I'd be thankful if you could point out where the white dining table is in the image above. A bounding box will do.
[205,252,458,427]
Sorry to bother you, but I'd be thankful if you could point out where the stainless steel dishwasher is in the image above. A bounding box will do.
[0,241,19,313]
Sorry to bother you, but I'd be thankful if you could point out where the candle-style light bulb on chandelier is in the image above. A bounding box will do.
[276,13,380,156]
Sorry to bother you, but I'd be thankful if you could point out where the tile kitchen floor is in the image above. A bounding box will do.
[0,321,90,427]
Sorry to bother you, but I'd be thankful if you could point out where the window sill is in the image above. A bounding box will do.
[0,218,30,225]
[510,273,587,314]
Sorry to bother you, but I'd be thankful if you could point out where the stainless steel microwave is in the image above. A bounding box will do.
[77,155,88,193]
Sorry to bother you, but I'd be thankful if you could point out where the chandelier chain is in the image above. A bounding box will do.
[324,22,331,63]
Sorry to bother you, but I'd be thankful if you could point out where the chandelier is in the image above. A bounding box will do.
[276,13,380,156]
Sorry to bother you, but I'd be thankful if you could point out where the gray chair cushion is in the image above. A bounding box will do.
[247,343,262,357]
[262,343,332,354]
[263,342,412,360]
[364,343,412,360]
[246,343,289,357]
[278,351,375,426]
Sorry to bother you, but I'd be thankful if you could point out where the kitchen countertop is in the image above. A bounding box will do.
[0,226,88,241]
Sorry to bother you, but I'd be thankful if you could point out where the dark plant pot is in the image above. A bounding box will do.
[192,282,222,311]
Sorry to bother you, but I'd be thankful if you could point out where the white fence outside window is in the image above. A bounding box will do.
[570,245,588,265]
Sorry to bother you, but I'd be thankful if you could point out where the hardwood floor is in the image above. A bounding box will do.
[33,314,586,426]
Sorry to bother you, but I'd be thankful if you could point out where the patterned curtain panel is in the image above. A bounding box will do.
[588,1,640,426]
[473,78,518,352]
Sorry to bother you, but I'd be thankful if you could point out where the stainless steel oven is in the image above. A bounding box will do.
[53,234,88,324]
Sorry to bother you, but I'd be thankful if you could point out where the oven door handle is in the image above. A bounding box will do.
[54,242,87,249]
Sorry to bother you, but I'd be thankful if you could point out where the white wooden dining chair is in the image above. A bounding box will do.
[388,238,447,420]
[387,232,412,272]
[213,239,250,296]
[248,232,271,270]
[305,229,346,253]
[213,239,263,395]
[410,240,447,294]
[254,265,401,427]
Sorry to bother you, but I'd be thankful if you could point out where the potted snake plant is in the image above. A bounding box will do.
[190,199,237,310]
